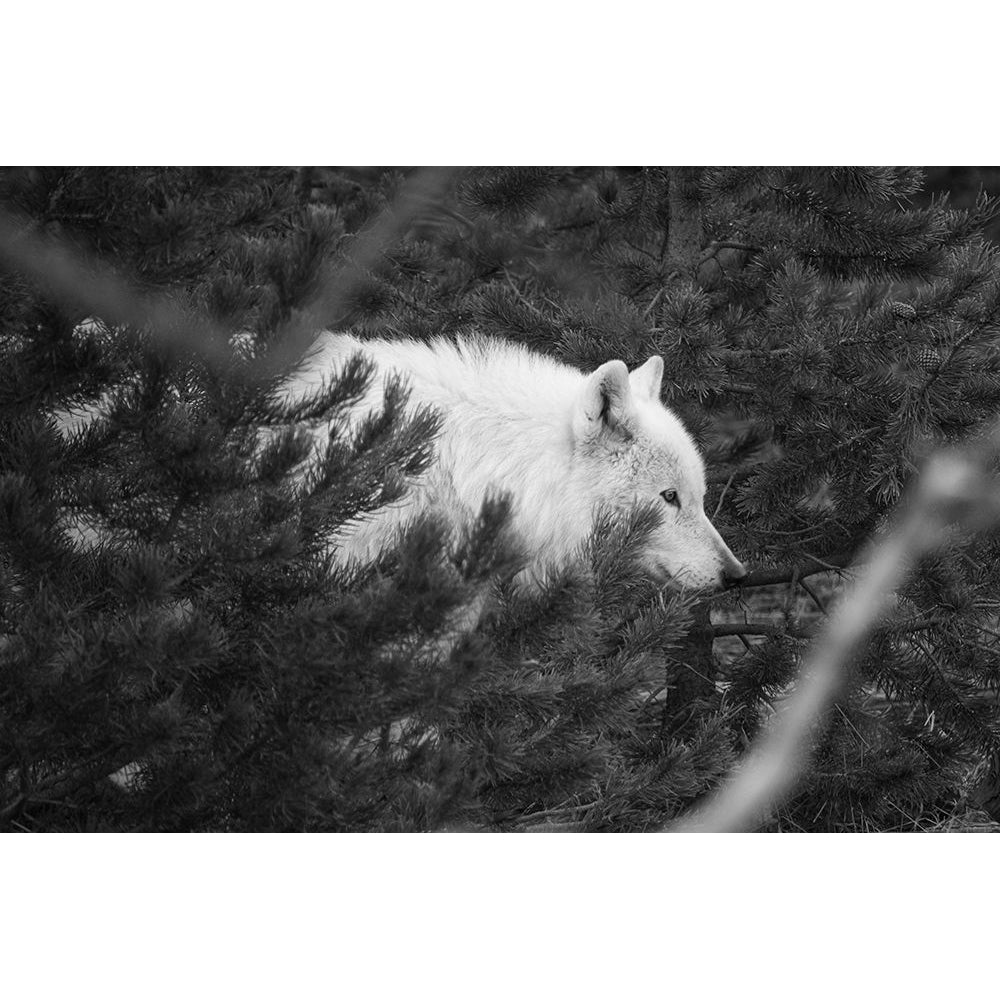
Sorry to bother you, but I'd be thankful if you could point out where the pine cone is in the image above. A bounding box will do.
[891,301,917,320]
[915,346,941,371]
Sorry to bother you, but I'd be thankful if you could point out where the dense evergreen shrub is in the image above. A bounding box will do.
[3,166,999,831]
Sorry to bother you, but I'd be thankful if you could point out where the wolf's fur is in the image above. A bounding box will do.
[289,334,745,592]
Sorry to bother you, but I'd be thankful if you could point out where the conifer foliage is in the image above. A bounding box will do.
[3,166,1000,831]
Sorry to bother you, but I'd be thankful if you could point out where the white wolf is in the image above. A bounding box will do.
[289,334,746,592]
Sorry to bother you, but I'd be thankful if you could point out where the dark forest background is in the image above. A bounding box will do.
[2,165,1000,832]
[921,167,1000,242]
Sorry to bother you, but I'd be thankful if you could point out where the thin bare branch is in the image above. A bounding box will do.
[712,471,735,519]
[798,577,828,615]
[711,623,808,640]
[738,552,854,588]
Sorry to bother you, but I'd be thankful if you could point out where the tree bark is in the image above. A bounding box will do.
[663,168,717,687]
[665,167,704,279]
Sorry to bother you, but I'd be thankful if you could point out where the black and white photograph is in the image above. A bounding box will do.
[5,165,1000,835]
[5,5,998,995]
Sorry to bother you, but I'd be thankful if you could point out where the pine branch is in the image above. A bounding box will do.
[675,423,1000,832]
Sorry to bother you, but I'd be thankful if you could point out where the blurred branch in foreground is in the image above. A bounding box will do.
[0,203,237,368]
[673,425,1000,832]
[268,166,460,373]
[0,167,460,379]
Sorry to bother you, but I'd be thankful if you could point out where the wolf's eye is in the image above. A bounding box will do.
[660,489,680,508]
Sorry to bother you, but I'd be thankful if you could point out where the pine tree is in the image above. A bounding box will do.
[4,166,1000,832]
[308,165,1000,830]
[0,168,517,831]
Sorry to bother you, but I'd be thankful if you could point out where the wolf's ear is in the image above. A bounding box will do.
[573,360,635,441]
[629,356,663,401]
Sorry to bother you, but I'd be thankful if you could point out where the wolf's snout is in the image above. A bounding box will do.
[717,543,747,590]
[704,519,747,590]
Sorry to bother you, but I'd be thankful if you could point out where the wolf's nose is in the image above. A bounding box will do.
[721,566,747,590]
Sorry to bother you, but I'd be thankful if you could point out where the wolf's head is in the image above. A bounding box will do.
[570,355,746,593]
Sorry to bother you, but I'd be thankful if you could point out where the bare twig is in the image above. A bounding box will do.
[643,286,666,320]
[710,616,952,643]
[503,268,548,319]
[712,471,736,519]
[706,467,757,487]
[696,241,763,266]
[739,552,853,588]
[798,577,827,615]
[711,623,808,640]
[722,347,793,358]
